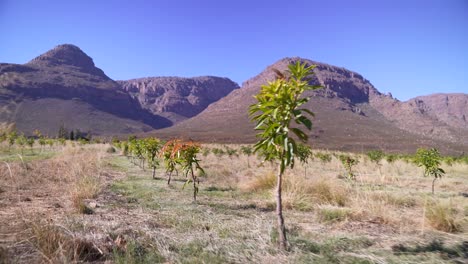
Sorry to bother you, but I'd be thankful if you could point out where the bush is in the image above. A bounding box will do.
[315,152,332,163]
[367,150,384,164]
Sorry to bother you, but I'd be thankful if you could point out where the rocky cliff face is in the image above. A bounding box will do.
[118,76,239,123]
[153,57,468,154]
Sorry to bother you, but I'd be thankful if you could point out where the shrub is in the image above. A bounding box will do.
[315,152,332,163]
[367,150,383,164]
[385,154,397,163]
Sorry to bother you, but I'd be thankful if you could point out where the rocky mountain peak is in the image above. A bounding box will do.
[26,44,108,78]
[242,57,382,104]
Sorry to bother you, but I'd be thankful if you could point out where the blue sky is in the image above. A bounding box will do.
[1,0,467,101]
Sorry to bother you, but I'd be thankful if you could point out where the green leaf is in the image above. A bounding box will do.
[291,127,308,142]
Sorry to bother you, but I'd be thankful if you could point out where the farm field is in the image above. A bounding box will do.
[0,142,467,263]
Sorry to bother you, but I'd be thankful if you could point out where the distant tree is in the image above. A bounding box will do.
[57,123,68,139]
[249,61,322,250]
[26,137,35,153]
[315,152,332,163]
[15,134,27,154]
[170,140,205,202]
[367,150,384,175]
[297,144,313,177]
[240,145,253,167]
[38,136,47,152]
[69,130,74,141]
[339,155,359,180]
[33,129,42,138]
[7,131,17,150]
[144,138,162,179]
[413,148,445,194]
[161,139,181,185]
[46,138,54,149]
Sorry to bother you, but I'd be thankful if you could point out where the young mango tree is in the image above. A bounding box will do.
[161,139,182,185]
[413,148,445,194]
[173,141,205,202]
[297,143,313,177]
[339,154,359,180]
[7,131,17,151]
[144,138,162,179]
[240,145,253,168]
[367,150,384,176]
[249,61,322,250]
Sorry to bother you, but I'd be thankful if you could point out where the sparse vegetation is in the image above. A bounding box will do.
[0,141,468,263]
[0,134,466,263]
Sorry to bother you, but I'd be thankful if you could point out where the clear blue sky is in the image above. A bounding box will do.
[1,0,467,101]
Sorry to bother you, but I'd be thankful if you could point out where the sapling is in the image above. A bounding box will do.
[249,61,322,250]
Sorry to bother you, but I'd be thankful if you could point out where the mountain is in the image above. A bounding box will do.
[0,44,238,136]
[118,76,239,123]
[152,57,468,154]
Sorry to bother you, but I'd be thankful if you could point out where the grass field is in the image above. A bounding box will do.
[0,143,467,263]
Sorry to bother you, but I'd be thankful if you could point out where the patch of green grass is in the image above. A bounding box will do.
[392,239,468,260]
[169,240,227,264]
[111,177,165,210]
[113,240,165,264]
[0,150,56,162]
[290,235,375,263]
[317,207,352,223]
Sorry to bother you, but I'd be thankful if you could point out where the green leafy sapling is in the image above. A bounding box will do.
[413,148,445,194]
[297,143,312,177]
[339,155,359,180]
[249,61,322,250]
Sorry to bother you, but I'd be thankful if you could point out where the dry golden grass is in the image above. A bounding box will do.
[425,199,463,233]
[200,145,468,234]
[1,143,467,263]
[29,219,103,262]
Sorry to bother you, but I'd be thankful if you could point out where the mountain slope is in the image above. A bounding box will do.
[0,44,171,136]
[152,57,468,154]
[118,76,239,123]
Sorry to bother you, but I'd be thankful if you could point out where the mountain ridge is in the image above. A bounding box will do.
[0,45,466,154]
[151,57,468,154]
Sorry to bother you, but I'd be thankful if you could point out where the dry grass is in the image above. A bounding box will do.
[1,143,467,263]
[241,170,276,192]
[29,219,103,262]
[425,199,463,233]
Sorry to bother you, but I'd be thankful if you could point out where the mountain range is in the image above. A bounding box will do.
[0,44,466,154]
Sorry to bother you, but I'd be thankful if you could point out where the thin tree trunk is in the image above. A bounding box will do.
[167,171,172,185]
[191,166,197,202]
[432,177,437,194]
[276,165,287,250]
[152,167,156,179]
